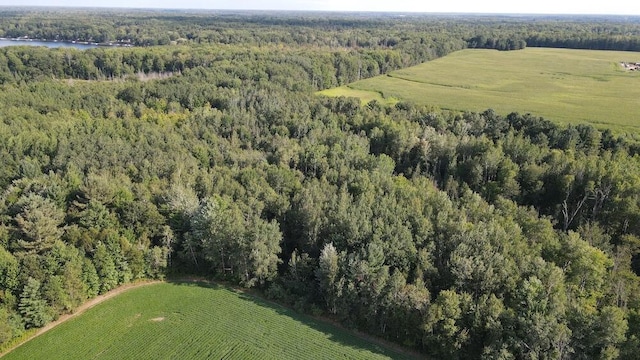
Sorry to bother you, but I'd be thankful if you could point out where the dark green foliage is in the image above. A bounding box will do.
[0,246,19,292]
[92,242,119,294]
[187,197,282,286]
[18,278,51,329]
[13,194,64,254]
[0,308,23,345]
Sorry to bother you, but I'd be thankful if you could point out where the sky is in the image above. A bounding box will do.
[1,0,640,16]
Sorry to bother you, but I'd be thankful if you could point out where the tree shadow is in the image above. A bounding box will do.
[166,279,420,359]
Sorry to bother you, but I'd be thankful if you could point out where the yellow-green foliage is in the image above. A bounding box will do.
[3,282,409,360]
[317,86,399,106]
[323,48,640,130]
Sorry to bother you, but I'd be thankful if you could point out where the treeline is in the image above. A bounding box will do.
[0,44,435,88]
[463,16,640,52]
[0,9,469,58]
[466,34,527,51]
[526,34,640,51]
[3,9,640,54]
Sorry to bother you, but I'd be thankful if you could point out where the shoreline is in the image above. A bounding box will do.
[0,37,133,47]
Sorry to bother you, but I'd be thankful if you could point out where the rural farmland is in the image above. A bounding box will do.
[2,282,412,360]
[319,48,640,130]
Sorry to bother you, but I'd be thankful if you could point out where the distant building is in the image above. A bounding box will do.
[621,61,640,71]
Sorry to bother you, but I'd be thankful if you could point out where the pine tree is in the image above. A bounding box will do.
[18,277,51,329]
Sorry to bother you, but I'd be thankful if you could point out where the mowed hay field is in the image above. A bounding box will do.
[3,282,410,360]
[322,48,640,130]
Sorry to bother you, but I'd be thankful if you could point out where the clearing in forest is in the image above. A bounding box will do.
[319,48,640,131]
[2,282,412,360]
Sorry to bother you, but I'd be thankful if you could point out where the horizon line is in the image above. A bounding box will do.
[0,5,639,17]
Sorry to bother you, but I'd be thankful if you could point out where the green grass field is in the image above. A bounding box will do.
[3,282,410,360]
[317,86,399,106]
[319,48,640,130]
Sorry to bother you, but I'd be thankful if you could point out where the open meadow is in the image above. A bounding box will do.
[319,48,640,130]
[2,282,410,360]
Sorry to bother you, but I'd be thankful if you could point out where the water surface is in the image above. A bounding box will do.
[0,39,98,49]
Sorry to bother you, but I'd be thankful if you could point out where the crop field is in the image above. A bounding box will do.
[319,48,640,130]
[3,282,410,360]
[317,86,399,106]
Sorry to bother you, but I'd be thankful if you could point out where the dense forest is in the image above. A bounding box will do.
[1,8,640,359]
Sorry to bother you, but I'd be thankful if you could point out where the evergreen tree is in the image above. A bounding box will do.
[18,277,51,329]
[15,194,64,254]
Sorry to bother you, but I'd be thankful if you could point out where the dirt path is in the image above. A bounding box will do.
[0,280,161,358]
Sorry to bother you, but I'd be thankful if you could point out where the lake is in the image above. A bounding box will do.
[0,39,98,50]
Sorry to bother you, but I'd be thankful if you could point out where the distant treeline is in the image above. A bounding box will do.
[0,44,421,89]
[2,10,640,53]
[466,35,527,51]
[526,34,640,51]
[464,16,640,51]
[467,33,640,52]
